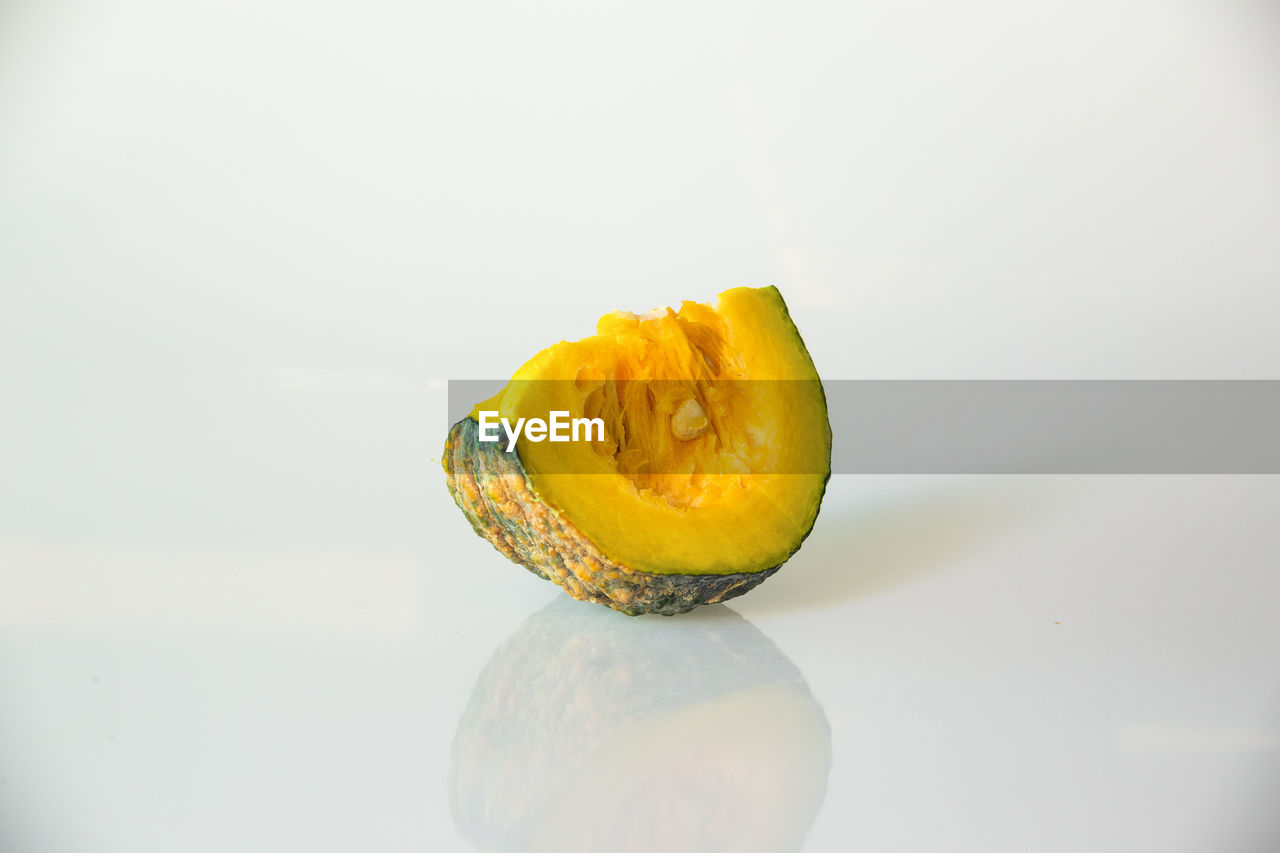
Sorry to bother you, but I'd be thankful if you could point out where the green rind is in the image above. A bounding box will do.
[444,417,782,615]
[743,284,833,561]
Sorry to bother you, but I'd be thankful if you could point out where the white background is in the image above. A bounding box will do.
[2,1,1279,851]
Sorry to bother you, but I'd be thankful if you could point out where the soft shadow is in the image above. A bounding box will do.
[753,480,1048,613]
[450,597,831,853]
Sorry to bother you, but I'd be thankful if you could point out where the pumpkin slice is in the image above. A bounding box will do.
[443,285,830,615]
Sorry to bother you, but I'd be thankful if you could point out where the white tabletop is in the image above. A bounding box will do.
[2,2,1278,851]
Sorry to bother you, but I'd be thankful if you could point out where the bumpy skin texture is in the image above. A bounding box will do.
[443,417,779,616]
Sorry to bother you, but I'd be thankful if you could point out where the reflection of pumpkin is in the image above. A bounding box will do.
[443,286,831,615]
[450,598,831,853]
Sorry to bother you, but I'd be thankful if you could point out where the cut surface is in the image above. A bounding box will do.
[465,286,830,577]
[444,417,781,615]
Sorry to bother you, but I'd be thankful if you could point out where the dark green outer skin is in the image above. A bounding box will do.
[444,416,802,616]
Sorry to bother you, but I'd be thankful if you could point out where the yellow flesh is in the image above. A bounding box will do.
[469,286,830,575]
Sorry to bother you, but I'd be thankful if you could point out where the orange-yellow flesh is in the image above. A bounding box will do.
[469,286,830,576]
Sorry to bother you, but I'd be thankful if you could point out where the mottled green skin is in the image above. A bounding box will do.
[443,417,782,616]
